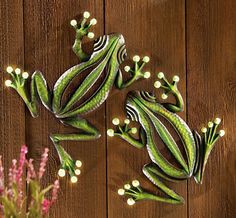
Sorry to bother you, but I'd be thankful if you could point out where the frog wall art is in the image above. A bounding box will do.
[4,11,151,183]
[107,72,225,205]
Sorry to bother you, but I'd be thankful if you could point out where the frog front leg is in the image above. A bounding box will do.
[4,67,51,117]
[193,118,225,184]
[154,72,184,113]
[115,55,151,89]
[70,11,97,62]
[117,162,184,205]
[107,118,145,149]
[50,116,100,183]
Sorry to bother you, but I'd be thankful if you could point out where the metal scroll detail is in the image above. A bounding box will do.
[107,72,225,205]
[4,11,151,182]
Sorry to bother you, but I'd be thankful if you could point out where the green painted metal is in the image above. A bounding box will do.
[4,11,150,182]
[109,72,225,205]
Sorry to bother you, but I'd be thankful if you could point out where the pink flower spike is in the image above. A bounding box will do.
[0,156,4,196]
[16,145,28,182]
[38,148,49,179]
[42,199,51,215]
[26,159,36,183]
[51,180,59,204]
[8,160,17,187]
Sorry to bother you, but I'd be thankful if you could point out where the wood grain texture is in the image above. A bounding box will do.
[187,0,236,217]
[105,0,187,217]
[0,0,25,186]
[0,0,235,217]
[23,1,106,217]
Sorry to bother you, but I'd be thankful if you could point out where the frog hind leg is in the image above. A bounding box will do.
[115,55,151,89]
[50,116,100,182]
[70,11,97,62]
[193,118,225,184]
[118,162,184,205]
[154,72,184,113]
[4,68,51,118]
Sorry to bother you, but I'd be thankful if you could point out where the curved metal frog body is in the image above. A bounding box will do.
[4,11,151,182]
[108,73,225,204]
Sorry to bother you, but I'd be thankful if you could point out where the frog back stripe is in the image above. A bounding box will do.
[117,44,127,65]
[94,35,108,52]
[126,104,139,122]
[52,35,116,113]
[146,101,196,175]
[56,37,122,117]
[134,105,188,178]
[140,91,156,103]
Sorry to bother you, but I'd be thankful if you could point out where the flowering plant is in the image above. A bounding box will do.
[0,145,60,218]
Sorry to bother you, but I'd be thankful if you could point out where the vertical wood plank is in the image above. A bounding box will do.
[106,0,187,217]
[0,0,25,185]
[23,1,106,217]
[187,0,236,217]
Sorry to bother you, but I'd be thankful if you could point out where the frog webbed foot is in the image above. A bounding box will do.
[194,118,225,184]
[50,137,82,183]
[5,66,29,89]
[5,66,52,117]
[70,11,97,62]
[58,157,82,184]
[4,66,38,116]
[107,118,145,149]
[154,72,184,113]
[115,55,151,89]
[117,180,145,206]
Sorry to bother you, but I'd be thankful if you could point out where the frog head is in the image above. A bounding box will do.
[92,33,126,64]
[125,90,157,122]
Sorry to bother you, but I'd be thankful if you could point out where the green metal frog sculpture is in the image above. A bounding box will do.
[107,72,225,205]
[4,11,151,183]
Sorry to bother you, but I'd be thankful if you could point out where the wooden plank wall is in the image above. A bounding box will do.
[0,0,235,217]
